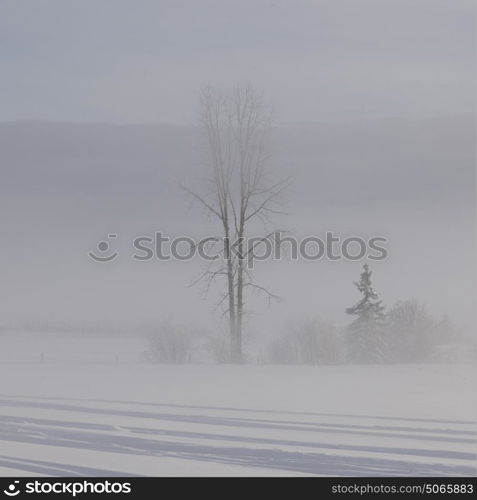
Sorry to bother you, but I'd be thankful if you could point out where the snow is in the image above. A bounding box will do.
[0,363,475,476]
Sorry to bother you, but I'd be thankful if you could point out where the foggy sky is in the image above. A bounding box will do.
[0,1,475,336]
[0,0,475,123]
[0,117,474,334]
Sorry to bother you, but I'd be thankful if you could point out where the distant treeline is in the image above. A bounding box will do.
[0,322,133,335]
[143,300,475,365]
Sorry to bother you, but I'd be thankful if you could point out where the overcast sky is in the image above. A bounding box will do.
[1,0,475,124]
[0,1,475,336]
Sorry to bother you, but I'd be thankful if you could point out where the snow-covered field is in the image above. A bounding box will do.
[0,361,475,477]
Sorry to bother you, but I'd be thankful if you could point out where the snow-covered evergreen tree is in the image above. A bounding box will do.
[345,263,387,363]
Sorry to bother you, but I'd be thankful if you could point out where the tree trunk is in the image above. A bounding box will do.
[224,226,237,363]
[235,224,245,363]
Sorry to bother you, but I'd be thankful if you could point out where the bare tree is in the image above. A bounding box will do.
[386,299,434,363]
[186,84,286,363]
[268,318,343,365]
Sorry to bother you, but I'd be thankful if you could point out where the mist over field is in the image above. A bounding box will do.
[0,0,475,478]
[0,117,474,337]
